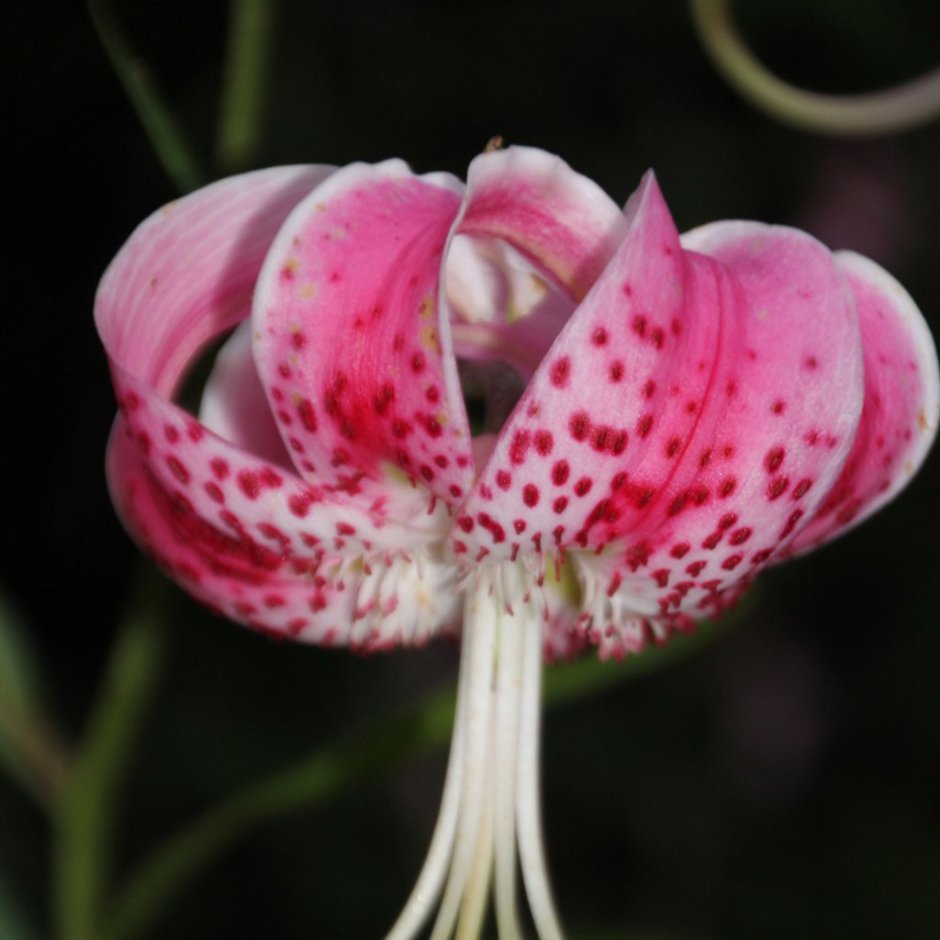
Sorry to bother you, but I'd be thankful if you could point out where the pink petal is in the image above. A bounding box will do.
[97,169,397,546]
[457,146,628,302]
[199,322,293,468]
[107,421,460,647]
[111,370,423,557]
[97,166,336,398]
[458,173,866,626]
[788,251,940,552]
[97,164,437,550]
[97,165,456,643]
[447,235,576,379]
[252,161,475,510]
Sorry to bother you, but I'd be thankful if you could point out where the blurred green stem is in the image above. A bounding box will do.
[0,588,70,807]
[216,0,276,173]
[690,0,940,135]
[88,0,204,192]
[0,691,69,809]
[102,618,728,940]
[103,689,455,940]
[52,569,169,940]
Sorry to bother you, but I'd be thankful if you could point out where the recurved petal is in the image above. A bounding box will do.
[96,165,337,397]
[107,420,460,647]
[252,161,475,512]
[457,146,628,301]
[98,163,446,582]
[110,366,444,555]
[454,172,684,563]
[459,174,866,628]
[788,251,940,553]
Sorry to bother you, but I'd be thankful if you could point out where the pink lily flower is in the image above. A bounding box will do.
[96,147,939,938]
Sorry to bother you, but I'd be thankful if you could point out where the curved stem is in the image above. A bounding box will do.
[690,0,940,135]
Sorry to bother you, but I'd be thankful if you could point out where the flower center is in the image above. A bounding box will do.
[386,559,565,940]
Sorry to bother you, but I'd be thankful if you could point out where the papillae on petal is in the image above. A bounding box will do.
[97,166,336,397]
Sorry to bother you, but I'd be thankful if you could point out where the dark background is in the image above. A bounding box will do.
[4,1,940,937]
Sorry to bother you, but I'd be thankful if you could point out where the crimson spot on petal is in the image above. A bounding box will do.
[510,430,531,464]
[569,412,590,442]
[552,460,570,486]
[550,357,571,388]
[764,446,785,473]
[535,430,554,456]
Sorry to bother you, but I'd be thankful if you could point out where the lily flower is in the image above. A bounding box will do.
[96,146,939,938]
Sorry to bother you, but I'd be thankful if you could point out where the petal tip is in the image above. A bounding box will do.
[622,169,676,246]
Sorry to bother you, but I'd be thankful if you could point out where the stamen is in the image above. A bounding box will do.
[386,561,565,939]
[429,575,499,938]
[493,570,527,937]
[455,769,495,940]
[385,607,472,940]
[516,574,564,940]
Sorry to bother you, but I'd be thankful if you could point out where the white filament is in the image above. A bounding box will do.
[429,580,498,940]
[492,571,527,939]
[385,561,565,939]
[384,588,473,940]
[515,584,565,940]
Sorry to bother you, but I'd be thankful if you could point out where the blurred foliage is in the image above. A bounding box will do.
[0,591,53,801]
[4,0,940,938]
[0,873,40,940]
